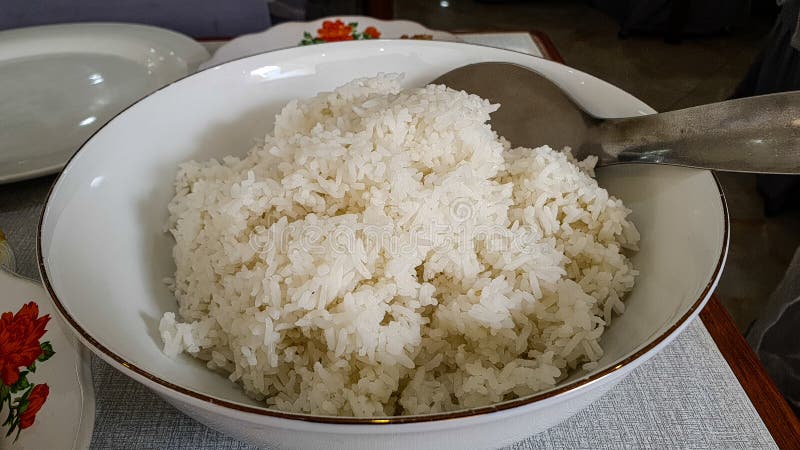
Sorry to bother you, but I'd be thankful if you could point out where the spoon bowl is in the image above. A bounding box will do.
[434,62,800,174]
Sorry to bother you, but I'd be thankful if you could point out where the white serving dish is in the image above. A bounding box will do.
[38,40,728,449]
[0,23,210,183]
[0,270,94,450]
[199,15,458,69]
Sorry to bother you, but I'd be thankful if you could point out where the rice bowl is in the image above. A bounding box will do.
[38,40,727,449]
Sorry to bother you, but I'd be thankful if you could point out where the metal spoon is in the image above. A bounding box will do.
[433,62,800,174]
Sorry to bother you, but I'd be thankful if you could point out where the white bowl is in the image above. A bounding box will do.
[38,40,728,449]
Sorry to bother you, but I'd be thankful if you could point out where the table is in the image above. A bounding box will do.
[1,29,798,449]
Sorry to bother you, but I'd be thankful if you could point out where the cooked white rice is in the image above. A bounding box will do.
[159,74,640,417]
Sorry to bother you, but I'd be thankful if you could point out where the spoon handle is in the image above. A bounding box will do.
[593,92,800,174]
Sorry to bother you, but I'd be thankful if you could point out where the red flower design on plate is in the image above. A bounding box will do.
[317,20,354,42]
[0,302,50,385]
[18,384,48,430]
[300,20,382,45]
[0,301,55,439]
[363,26,381,39]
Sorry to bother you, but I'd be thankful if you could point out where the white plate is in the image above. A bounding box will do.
[0,23,210,184]
[199,16,458,69]
[0,270,94,450]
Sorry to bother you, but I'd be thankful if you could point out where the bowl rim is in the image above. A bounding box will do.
[36,39,730,425]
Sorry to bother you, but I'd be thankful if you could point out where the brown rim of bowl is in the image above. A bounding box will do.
[35,40,730,425]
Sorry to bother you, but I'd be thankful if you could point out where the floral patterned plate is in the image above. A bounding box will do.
[0,269,94,449]
[199,15,459,70]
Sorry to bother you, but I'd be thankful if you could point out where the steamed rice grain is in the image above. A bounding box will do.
[159,74,639,416]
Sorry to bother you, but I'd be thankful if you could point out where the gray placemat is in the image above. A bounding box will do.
[0,174,776,449]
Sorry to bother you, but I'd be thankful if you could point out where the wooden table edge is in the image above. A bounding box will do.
[701,296,800,446]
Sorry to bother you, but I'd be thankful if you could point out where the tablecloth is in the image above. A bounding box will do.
[0,33,778,448]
